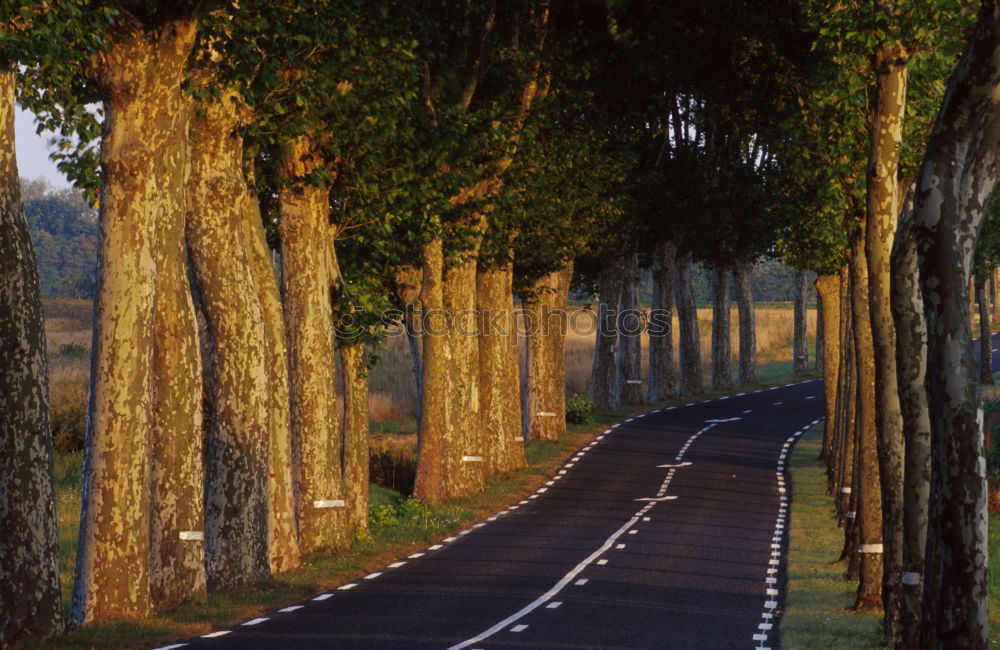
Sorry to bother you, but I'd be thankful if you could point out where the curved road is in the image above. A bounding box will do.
[165,379,825,650]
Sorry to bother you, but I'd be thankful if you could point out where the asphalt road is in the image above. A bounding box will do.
[165,379,825,650]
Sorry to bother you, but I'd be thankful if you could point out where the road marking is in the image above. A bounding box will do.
[243,618,269,626]
[446,514,640,650]
[743,409,752,414]
[615,543,626,549]
[546,601,562,609]
[279,605,304,613]
[409,552,425,558]
[511,624,529,632]
[597,559,608,565]
[202,631,231,638]
[364,572,381,580]
[153,645,188,650]
[313,593,333,601]
[656,461,692,468]
[338,583,357,590]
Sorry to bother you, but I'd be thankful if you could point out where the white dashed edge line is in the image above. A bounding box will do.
[754,416,824,650]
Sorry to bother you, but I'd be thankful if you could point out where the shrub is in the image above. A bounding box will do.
[566,394,596,425]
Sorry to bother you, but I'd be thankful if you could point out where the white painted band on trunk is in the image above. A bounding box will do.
[846,510,856,518]
[902,572,921,585]
[536,412,557,417]
[625,380,642,384]
[840,487,852,494]
[179,531,204,541]
[860,544,883,553]
[314,499,345,508]
[461,456,484,462]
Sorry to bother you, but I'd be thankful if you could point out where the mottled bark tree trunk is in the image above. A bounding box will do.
[149,97,204,611]
[551,265,572,430]
[341,343,370,533]
[734,262,757,386]
[187,91,270,591]
[0,69,64,644]
[72,19,197,623]
[648,241,676,402]
[675,251,703,395]
[414,237,448,501]
[815,274,841,464]
[478,263,526,470]
[815,299,824,373]
[442,248,486,497]
[617,253,643,405]
[891,202,930,649]
[392,266,423,427]
[865,40,907,639]
[242,177,300,574]
[710,264,733,390]
[993,267,1000,324]
[793,269,809,375]
[850,231,884,611]
[280,136,346,551]
[910,7,1000,644]
[590,257,623,409]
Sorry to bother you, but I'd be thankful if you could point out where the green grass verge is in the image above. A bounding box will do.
[35,362,817,650]
[781,423,1000,648]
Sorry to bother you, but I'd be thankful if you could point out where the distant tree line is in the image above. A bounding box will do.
[21,178,97,299]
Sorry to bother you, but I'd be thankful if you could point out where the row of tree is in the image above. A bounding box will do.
[3,0,1000,648]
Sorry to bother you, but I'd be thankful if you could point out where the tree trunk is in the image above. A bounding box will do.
[72,19,197,623]
[675,251,703,395]
[187,90,270,591]
[979,278,994,384]
[590,256,623,409]
[414,237,448,501]
[442,249,486,497]
[478,263,526,470]
[815,273,841,464]
[793,269,809,375]
[648,241,677,401]
[551,264,573,431]
[892,199,931,650]
[993,267,1000,325]
[711,263,733,390]
[279,136,346,552]
[617,253,643,404]
[734,262,757,386]
[864,40,907,639]
[815,298,824,373]
[850,231,884,612]
[392,266,423,427]
[0,68,64,644]
[910,7,1000,643]
[341,343,370,533]
[242,175,300,574]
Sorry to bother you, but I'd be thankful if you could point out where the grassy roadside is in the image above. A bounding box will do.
[780,423,1000,648]
[35,361,817,650]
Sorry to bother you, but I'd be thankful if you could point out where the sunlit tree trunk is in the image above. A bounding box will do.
[815,299,824,373]
[648,241,676,401]
[815,273,841,463]
[414,236,449,501]
[734,262,757,386]
[72,19,197,623]
[341,343,370,533]
[675,251,702,395]
[392,266,423,427]
[0,68,63,644]
[710,263,733,390]
[865,40,907,638]
[280,136,346,551]
[617,253,643,404]
[793,269,809,375]
[186,90,270,591]
[849,231,884,611]
[590,256,623,409]
[478,263,526,470]
[242,175,300,574]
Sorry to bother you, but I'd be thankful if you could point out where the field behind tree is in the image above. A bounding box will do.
[45,299,818,448]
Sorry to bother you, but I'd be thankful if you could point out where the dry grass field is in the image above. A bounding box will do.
[42,300,817,447]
